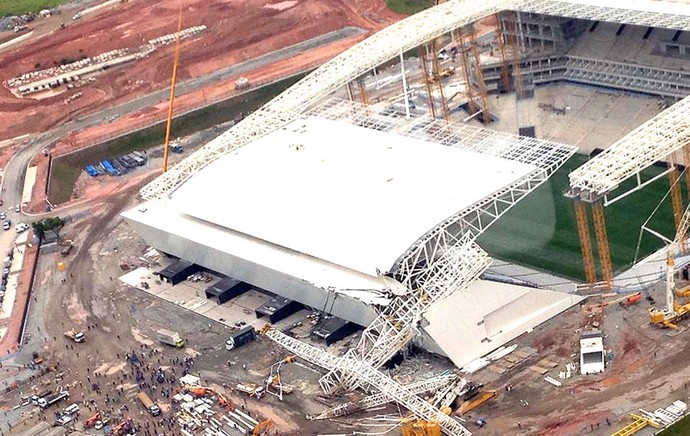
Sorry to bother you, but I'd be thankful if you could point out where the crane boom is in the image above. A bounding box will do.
[260,325,470,436]
[320,235,491,395]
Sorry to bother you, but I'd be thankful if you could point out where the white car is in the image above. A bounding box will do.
[15,223,29,233]
[0,213,5,220]
[14,205,20,213]
[2,221,9,231]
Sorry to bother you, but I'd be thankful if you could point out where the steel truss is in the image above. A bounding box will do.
[569,94,690,201]
[140,0,507,200]
[312,373,459,420]
[513,0,690,31]
[308,99,576,394]
[141,0,690,201]
[261,326,471,436]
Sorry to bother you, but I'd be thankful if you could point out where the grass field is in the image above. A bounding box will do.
[48,73,307,204]
[477,154,680,281]
[385,0,434,15]
[659,415,690,435]
[0,0,67,16]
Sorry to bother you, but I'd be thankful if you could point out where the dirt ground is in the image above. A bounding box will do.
[0,0,403,140]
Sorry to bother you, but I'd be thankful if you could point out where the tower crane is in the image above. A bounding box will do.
[649,202,690,328]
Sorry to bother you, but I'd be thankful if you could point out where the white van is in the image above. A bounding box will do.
[63,403,79,415]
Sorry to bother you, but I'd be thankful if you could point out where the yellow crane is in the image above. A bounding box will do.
[162,6,183,173]
[649,203,690,328]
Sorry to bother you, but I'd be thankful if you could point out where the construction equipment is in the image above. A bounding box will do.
[162,7,183,173]
[649,203,690,328]
[83,410,101,428]
[584,292,642,313]
[609,413,662,436]
[187,385,232,408]
[454,382,497,416]
[260,324,471,436]
[63,328,85,343]
[252,419,273,436]
[401,418,442,436]
[265,355,296,401]
[236,383,265,399]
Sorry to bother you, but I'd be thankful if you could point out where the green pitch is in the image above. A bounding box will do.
[477,154,680,281]
[0,0,68,16]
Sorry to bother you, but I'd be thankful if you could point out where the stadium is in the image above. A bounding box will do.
[123,0,690,432]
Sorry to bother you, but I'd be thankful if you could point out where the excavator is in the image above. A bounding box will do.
[454,381,496,416]
[265,355,296,401]
[187,385,232,408]
[252,419,273,435]
[649,203,690,329]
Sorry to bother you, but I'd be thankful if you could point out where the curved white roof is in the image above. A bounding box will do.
[170,117,536,276]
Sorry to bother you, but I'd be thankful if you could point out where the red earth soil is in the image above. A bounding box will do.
[0,0,404,139]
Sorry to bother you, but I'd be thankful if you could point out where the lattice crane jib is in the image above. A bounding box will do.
[319,237,491,395]
[592,201,613,289]
[457,34,477,116]
[469,31,490,124]
[260,325,471,436]
[494,13,512,93]
[419,45,438,120]
[669,165,685,236]
[574,200,597,284]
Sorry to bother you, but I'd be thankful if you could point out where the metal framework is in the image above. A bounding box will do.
[592,201,613,288]
[514,0,690,31]
[140,0,690,201]
[574,201,597,284]
[568,95,690,202]
[669,165,684,233]
[312,374,458,420]
[261,325,471,436]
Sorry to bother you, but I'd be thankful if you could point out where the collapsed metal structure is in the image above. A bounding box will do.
[135,0,690,434]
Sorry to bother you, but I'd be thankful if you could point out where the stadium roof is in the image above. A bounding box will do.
[169,116,537,277]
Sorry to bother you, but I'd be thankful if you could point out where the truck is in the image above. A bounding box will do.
[226,325,256,351]
[235,383,264,399]
[157,329,185,348]
[38,391,69,409]
[64,328,85,343]
[30,390,51,406]
[137,392,161,416]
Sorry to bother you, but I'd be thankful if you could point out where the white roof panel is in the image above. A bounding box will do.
[171,117,536,276]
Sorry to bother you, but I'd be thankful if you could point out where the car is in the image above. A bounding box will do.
[2,221,9,231]
[14,205,20,213]
[15,223,29,233]
[0,213,5,220]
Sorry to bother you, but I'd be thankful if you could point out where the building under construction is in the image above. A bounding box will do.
[123,0,690,434]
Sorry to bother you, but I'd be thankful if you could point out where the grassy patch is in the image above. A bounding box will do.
[385,0,434,15]
[0,0,68,16]
[660,415,690,435]
[478,154,680,281]
[48,73,307,204]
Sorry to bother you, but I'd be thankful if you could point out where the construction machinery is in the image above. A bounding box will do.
[63,328,85,343]
[454,382,497,416]
[265,355,296,401]
[584,292,642,313]
[236,383,265,399]
[401,418,442,436]
[83,410,101,428]
[649,203,690,328]
[252,419,273,436]
[187,385,232,408]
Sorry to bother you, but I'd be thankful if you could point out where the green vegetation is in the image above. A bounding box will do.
[31,216,65,239]
[48,73,307,204]
[385,0,434,15]
[660,415,690,435]
[478,154,680,281]
[0,0,67,16]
